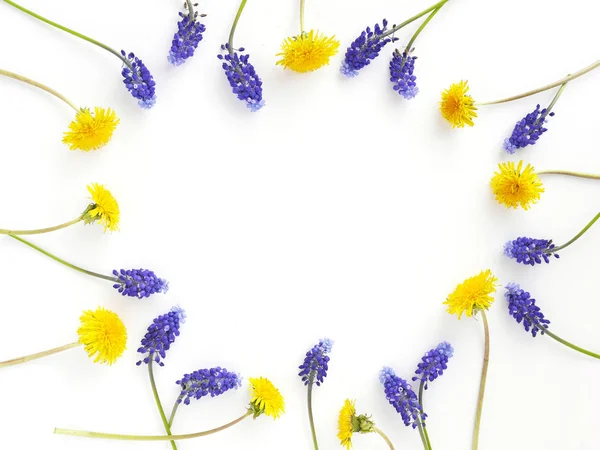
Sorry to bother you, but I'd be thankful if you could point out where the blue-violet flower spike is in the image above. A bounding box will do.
[504,237,559,266]
[341,19,398,78]
[389,50,418,99]
[112,268,169,299]
[298,338,333,386]
[503,104,555,154]
[176,367,242,405]
[412,341,453,390]
[168,11,206,66]
[120,51,157,109]
[218,44,264,112]
[136,306,186,366]
[505,283,551,337]
[380,367,424,429]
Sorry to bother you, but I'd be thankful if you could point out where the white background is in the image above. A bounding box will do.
[1,0,600,449]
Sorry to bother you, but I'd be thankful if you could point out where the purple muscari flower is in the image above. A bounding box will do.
[504,237,559,266]
[168,11,206,66]
[503,104,555,154]
[389,50,418,99]
[505,283,551,337]
[298,338,333,386]
[341,19,398,78]
[412,342,453,390]
[379,367,424,429]
[121,51,157,109]
[112,268,169,299]
[136,306,186,366]
[218,44,264,112]
[176,367,242,405]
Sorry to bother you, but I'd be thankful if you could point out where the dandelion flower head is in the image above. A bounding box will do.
[77,307,127,365]
[249,377,285,419]
[84,183,120,232]
[63,107,119,152]
[444,270,498,319]
[337,399,356,449]
[276,30,340,73]
[490,160,544,210]
[440,81,477,128]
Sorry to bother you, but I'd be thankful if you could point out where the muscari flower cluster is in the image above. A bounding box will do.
[112,268,169,298]
[379,367,423,428]
[505,283,550,337]
[136,306,186,366]
[218,44,264,112]
[299,338,333,385]
[176,367,242,405]
[503,105,555,154]
[389,50,418,99]
[120,51,157,109]
[168,10,206,66]
[412,341,453,389]
[504,237,559,266]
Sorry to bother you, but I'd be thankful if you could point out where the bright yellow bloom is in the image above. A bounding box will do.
[276,30,340,73]
[440,81,477,128]
[77,307,127,365]
[444,270,498,319]
[86,183,120,232]
[490,160,544,210]
[337,399,355,449]
[249,377,285,419]
[63,107,119,151]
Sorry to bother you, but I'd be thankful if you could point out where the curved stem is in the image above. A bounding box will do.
[537,169,600,180]
[404,5,442,53]
[373,427,395,450]
[381,0,449,38]
[540,81,567,119]
[477,59,600,106]
[9,235,118,283]
[228,0,248,55]
[472,310,490,450]
[54,411,253,441]
[0,341,80,368]
[148,360,178,450]
[0,216,83,235]
[307,382,319,450]
[542,328,600,359]
[168,396,183,427]
[1,0,128,65]
[0,68,78,111]
[299,0,306,33]
[417,380,432,450]
[548,212,600,253]
[185,0,195,17]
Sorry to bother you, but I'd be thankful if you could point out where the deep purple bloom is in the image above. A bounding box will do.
[121,51,157,109]
[412,342,453,389]
[503,104,555,154]
[168,11,206,66]
[389,50,418,99]
[504,237,559,266]
[379,367,424,429]
[505,283,551,337]
[218,44,264,112]
[136,306,186,366]
[112,268,169,299]
[176,367,242,405]
[298,338,333,386]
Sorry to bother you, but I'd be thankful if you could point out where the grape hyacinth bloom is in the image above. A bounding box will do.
[298,338,333,386]
[176,367,242,405]
[137,306,186,366]
[412,341,453,389]
[218,44,264,112]
[168,10,206,66]
[504,237,559,266]
[389,50,418,99]
[379,367,424,429]
[503,104,555,154]
[112,268,169,299]
[121,51,157,109]
[504,283,550,337]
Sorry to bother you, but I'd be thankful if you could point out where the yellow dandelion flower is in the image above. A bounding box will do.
[440,81,478,128]
[77,307,127,365]
[85,183,120,232]
[337,399,355,449]
[490,160,544,210]
[444,270,498,319]
[63,107,119,152]
[276,30,340,73]
[249,377,285,419]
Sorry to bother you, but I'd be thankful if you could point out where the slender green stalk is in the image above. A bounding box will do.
[472,310,490,450]
[54,411,253,441]
[307,381,319,450]
[1,0,128,65]
[185,0,195,17]
[418,380,432,450]
[381,0,449,39]
[299,0,306,33]
[373,427,395,450]
[404,5,443,53]
[0,342,80,368]
[537,169,600,180]
[542,327,600,359]
[539,81,567,120]
[148,360,178,450]
[0,216,83,235]
[416,420,430,450]
[0,68,78,111]
[9,235,118,282]
[477,59,600,106]
[168,396,184,427]
[547,212,600,254]
[228,0,248,55]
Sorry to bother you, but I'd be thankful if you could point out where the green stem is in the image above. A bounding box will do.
[0,216,83,235]
[168,397,183,427]
[540,81,567,120]
[0,68,78,111]
[148,360,178,450]
[0,341,80,368]
[416,421,430,450]
[548,212,600,253]
[307,381,319,450]
[418,380,432,450]
[9,234,118,283]
[381,0,449,38]
[185,0,195,17]
[404,5,443,53]
[228,0,248,55]
[299,0,306,33]
[373,427,395,450]
[472,310,490,450]
[537,169,600,180]
[54,411,253,441]
[1,0,128,65]
[542,327,600,359]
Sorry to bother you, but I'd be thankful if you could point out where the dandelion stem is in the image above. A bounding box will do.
[307,381,319,450]
[477,59,600,106]
[547,212,600,254]
[472,310,490,450]
[0,341,80,368]
[404,5,443,53]
[536,169,600,180]
[299,0,306,33]
[148,359,178,450]
[8,235,118,282]
[417,380,433,450]
[541,328,600,359]
[381,0,449,39]
[168,397,183,428]
[373,427,396,450]
[228,0,248,55]
[0,68,79,111]
[54,411,253,441]
[0,216,83,235]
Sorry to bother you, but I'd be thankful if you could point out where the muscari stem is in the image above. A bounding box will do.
[404,5,443,53]
[472,310,490,450]
[148,360,178,450]
[418,380,433,450]
[0,68,78,111]
[185,0,195,17]
[0,216,83,235]
[540,81,568,120]
[9,235,118,283]
[54,411,253,441]
[541,328,600,360]
[477,59,600,106]
[299,0,306,33]
[381,0,449,39]
[416,420,430,450]
[0,341,80,368]
[228,0,248,55]
[307,381,319,450]
[373,427,396,450]
[548,212,600,254]
[537,169,600,180]
[1,0,128,65]
[168,396,184,428]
